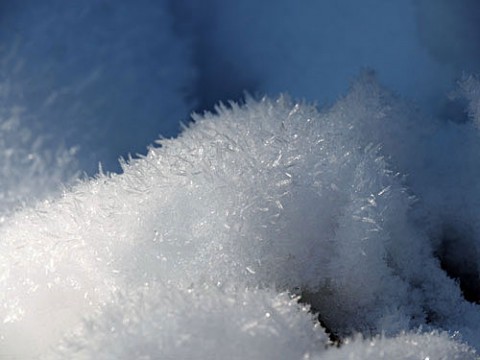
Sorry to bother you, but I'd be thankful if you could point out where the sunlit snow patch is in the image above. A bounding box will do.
[0,77,478,358]
[50,284,327,360]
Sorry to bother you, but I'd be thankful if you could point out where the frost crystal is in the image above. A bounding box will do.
[0,86,478,357]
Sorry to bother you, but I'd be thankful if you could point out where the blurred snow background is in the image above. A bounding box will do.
[0,0,480,358]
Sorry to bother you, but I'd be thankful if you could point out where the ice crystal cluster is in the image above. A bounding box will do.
[0,82,478,358]
[0,0,479,359]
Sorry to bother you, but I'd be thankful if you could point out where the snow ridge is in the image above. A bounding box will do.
[0,82,478,358]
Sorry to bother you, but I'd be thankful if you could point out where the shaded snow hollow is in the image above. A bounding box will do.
[0,76,479,358]
[0,0,194,175]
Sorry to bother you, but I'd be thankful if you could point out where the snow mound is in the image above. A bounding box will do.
[50,285,327,360]
[49,287,477,360]
[318,332,477,360]
[0,78,478,357]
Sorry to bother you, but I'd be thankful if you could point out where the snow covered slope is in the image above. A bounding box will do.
[0,77,478,358]
[0,0,480,358]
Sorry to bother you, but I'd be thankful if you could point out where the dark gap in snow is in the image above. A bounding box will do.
[438,97,470,124]
[192,49,259,112]
[436,225,480,304]
[415,0,480,74]
[168,0,259,113]
[166,0,200,112]
[317,315,342,346]
[298,294,342,346]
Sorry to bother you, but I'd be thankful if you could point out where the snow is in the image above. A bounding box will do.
[317,332,477,360]
[0,102,78,216]
[178,0,459,112]
[50,285,327,360]
[0,1,479,359]
[0,0,195,174]
[0,86,478,358]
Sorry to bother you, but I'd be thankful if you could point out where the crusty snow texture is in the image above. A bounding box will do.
[0,78,478,358]
[317,332,477,360]
[52,285,327,360]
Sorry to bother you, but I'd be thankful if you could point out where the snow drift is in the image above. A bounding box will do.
[0,75,478,358]
[1,0,480,358]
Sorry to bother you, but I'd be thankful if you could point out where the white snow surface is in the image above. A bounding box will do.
[1,1,480,358]
[0,77,479,358]
[51,285,327,360]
